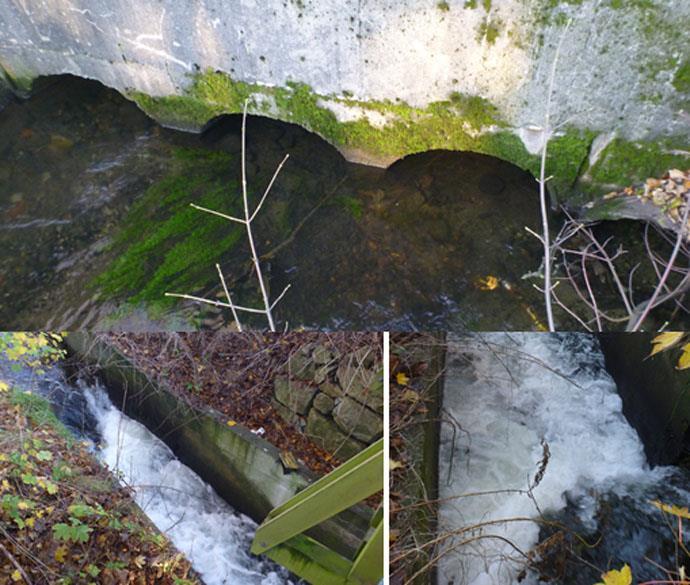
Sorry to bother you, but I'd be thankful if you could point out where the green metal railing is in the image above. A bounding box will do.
[251,439,384,585]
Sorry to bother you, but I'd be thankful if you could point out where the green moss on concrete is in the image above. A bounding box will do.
[130,70,602,201]
[94,147,244,305]
[130,70,507,159]
[477,18,503,44]
[130,69,678,204]
[130,92,216,128]
[130,70,260,128]
[588,138,690,187]
[0,60,34,94]
[483,128,595,198]
[673,60,690,93]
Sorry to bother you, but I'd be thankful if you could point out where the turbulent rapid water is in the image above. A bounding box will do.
[438,333,687,585]
[0,357,294,585]
[84,385,295,585]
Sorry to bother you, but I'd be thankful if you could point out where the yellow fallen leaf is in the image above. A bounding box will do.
[390,459,405,471]
[651,499,690,519]
[226,420,237,427]
[650,332,684,356]
[395,372,409,386]
[677,343,690,370]
[279,450,299,471]
[55,546,68,563]
[595,564,632,585]
[401,389,420,402]
[476,275,500,291]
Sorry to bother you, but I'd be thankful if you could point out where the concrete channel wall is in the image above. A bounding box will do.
[64,333,372,560]
[599,333,690,466]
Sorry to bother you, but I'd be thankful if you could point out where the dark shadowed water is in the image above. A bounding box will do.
[0,75,553,331]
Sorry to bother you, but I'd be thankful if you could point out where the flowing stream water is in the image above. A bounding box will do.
[0,75,547,331]
[0,356,295,585]
[438,333,690,585]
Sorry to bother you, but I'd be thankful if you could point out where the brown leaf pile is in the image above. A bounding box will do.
[0,389,198,585]
[103,332,381,477]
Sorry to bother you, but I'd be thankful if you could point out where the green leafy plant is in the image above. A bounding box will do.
[52,519,93,544]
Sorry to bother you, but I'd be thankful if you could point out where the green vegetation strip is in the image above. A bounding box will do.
[0,387,198,584]
[0,333,198,585]
[131,70,602,198]
[94,147,244,307]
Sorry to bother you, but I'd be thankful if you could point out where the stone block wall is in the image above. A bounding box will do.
[272,342,383,460]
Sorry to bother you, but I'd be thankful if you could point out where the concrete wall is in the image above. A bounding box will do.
[1,0,688,201]
[599,332,690,466]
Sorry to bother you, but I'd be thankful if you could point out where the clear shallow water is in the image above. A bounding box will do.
[438,333,689,585]
[0,355,295,585]
[0,75,546,331]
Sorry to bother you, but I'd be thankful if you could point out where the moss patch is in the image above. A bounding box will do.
[483,128,595,200]
[94,147,245,307]
[129,69,682,204]
[128,70,595,197]
[587,138,690,188]
[478,18,503,44]
[673,60,690,94]
[9,389,72,441]
[130,70,508,159]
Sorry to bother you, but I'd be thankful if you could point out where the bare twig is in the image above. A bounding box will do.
[0,542,33,585]
[629,200,690,331]
[167,100,291,331]
[532,19,572,332]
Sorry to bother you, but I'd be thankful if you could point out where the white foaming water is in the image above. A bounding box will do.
[84,385,294,585]
[438,333,669,585]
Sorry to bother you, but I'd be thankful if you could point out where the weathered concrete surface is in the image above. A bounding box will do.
[0,0,688,199]
[599,332,690,466]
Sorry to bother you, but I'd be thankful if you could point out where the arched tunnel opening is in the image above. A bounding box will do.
[2,73,673,331]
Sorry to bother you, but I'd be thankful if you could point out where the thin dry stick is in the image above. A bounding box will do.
[536,19,571,332]
[629,200,690,331]
[580,242,602,331]
[216,263,242,331]
[166,99,291,331]
[0,542,33,585]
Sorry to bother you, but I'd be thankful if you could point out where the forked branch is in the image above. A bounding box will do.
[166,100,291,331]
